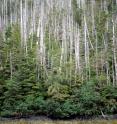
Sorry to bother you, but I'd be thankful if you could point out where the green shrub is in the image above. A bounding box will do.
[77,81,102,115]
[60,100,79,118]
[100,85,117,114]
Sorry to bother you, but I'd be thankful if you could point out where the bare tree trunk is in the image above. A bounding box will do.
[112,19,117,85]
[10,50,13,79]
[24,0,27,54]
[20,0,23,48]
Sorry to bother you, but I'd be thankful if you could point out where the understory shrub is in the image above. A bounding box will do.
[0,79,117,118]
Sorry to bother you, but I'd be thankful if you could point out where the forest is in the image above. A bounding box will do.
[0,0,117,119]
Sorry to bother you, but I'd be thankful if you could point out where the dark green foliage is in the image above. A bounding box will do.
[1,73,117,118]
[0,20,117,119]
[100,85,117,114]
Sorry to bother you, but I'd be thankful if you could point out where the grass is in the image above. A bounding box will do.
[0,120,117,124]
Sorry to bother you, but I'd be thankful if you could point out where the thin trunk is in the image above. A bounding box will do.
[10,50,13,79]
[112,19,117,85]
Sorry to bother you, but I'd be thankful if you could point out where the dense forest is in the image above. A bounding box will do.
[0,0,117,119]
